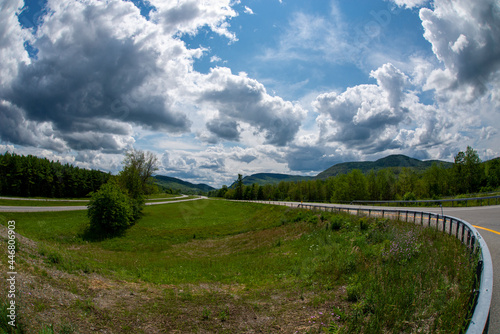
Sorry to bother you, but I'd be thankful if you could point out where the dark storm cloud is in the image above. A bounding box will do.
[0,0,191,152]
[206,118,240,141]
[421,0,500,95]
[5,31,189,137]
[0,100,67,152]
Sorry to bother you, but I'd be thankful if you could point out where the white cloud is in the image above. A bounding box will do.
[0,0,31,87]
[390,0,429,9]
[210,55,222,62]
[244,6,254,15]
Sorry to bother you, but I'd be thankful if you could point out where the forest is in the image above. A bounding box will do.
[0,152,111,198]
[212,147,500,203]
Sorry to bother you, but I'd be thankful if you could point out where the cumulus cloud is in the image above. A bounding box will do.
[308,61,468,164]
[420,0,500,100]
[314,63,410,152]
[149,0,238,42]
[198,68,306,146]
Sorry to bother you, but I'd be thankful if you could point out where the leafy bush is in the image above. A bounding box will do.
[402,192,417,201]
[87,180,134,236]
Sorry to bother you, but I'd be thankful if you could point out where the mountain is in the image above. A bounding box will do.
[315,154,453,179]
[153,175,215,194]
[233,155,454,187]
[237,173,312,186]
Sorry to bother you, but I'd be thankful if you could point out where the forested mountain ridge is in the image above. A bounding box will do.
[315,154,453,179]
[0,152,110,198]
[236,155,453,186]
[153,175,215,194]
[236,173,312,186]
[214,148,500,202]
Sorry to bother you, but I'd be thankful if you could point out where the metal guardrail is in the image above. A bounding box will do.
[350,195,500,207]
[248,200,493,333]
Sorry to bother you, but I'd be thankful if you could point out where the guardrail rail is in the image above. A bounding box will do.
[350,195,500,208]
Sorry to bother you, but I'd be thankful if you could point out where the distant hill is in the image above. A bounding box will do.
[236,173,312,186]
[230,155,454,187]
[316,154,453,179]
[153,175,215,194]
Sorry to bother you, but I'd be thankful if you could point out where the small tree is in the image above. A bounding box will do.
[87,180,134,236]
[118,149,159,220]
[235,174,244,200]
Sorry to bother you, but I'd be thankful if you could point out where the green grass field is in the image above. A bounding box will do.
[0,200,476,333]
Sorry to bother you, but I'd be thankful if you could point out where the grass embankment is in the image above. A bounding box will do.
[0,200,475,333]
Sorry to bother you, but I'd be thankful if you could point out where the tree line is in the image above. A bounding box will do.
[0,152,111,198]
[212,147,500,202]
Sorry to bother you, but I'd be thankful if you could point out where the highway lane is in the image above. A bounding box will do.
[0,196,205,212]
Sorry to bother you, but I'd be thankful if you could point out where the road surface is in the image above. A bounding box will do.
[0,195,205,212]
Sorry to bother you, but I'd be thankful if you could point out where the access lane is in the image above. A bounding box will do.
[0,196,206,212]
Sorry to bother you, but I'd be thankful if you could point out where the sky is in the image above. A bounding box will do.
[1,0,499,187]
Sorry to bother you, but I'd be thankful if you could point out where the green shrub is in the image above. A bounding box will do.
[330,216,343,231]
[87,180,134,236]
[402,192,417,201]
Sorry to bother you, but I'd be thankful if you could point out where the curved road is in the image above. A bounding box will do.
[1,199,498,331]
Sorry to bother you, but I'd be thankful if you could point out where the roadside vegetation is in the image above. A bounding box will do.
[1,200,476,333]
[215,146,500,203]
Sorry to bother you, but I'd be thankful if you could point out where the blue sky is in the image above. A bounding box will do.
[1,0,500,187]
